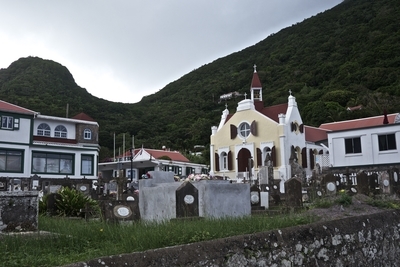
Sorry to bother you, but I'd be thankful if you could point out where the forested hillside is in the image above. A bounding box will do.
[1,0,399,163]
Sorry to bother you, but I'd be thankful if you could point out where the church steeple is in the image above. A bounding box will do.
[250,64,262,102]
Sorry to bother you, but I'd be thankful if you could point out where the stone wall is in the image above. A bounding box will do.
[63,210,400,267]
[0,191,39,232]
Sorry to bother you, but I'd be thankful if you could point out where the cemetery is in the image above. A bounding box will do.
[1,162,400,229]
[1,161,400,266]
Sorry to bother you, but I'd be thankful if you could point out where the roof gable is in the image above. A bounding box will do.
[71,112,96,122]
[121,148,190,162]
[0,100,37,116]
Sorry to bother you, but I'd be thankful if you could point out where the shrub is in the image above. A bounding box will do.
[336,190,352,206]
[56,187,99,217]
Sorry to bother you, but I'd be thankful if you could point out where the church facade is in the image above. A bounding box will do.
[210,66,324,191]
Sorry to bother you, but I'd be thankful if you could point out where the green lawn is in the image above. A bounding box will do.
[0,213,315,267]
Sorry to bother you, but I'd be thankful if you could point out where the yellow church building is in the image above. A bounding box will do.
[210,65,327,192]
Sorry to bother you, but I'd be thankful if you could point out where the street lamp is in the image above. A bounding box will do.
[130,148,133,182]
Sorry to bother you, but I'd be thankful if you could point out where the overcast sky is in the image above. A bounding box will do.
[0,1,342,104]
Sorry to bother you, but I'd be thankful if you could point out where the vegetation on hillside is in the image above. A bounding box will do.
[1,0,400,162]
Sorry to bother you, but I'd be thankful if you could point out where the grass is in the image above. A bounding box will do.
[0,213,316,267]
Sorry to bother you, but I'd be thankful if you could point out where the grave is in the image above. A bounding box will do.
[250,184,262,210]
[391,168,400,195]
[101,198,140,223]
[284,177,302,207]
[322,173,337,196]
[357,172,369,195]
[139,171,251,223]
[381,171,391,194]
[0,191,39,232]
[368,173,379,195]
[176,181,199,218]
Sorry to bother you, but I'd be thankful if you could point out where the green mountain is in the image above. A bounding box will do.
[1,0,400,163]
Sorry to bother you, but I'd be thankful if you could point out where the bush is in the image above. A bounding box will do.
[336,190,352,206]
[56,187,99,217]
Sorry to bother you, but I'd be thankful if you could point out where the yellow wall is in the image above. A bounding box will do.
[211,109,284,172]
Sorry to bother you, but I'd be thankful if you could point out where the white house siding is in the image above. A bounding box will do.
[1,101,99,182]
[328,124,400,167]
[1,117,31,144]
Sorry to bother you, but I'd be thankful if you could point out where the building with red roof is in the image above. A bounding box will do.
[98,146,208,181]
[210,65,328,192]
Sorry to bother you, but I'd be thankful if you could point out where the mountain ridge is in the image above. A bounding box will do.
[1,0,399,162]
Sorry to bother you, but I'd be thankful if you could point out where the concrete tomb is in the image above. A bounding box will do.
[0,191,39,232]
[139,171,251,223]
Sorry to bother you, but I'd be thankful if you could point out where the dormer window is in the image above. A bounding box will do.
[37,123,51,136]
[54,125,67,138]
[84,129,92,140]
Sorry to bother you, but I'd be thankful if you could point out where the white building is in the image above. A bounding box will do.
[320,113,400,168]
[0,100,99,184]
[98,147,208,181]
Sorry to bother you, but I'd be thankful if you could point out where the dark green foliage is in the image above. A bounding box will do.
[55,187,99,217]
[1,0,400,163]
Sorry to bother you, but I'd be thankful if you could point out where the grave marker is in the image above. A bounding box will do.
[176,181,199,218]
[284,177,303,207]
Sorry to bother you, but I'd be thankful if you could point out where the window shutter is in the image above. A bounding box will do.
[227,151,232,170]
[257,148,262,167]
[230,124,237,139]
[250,120,257,136]
[309,149,315,170]
[271,146,277,167]
[299,124,304,133]
[215,153,220,171]
[302,147,307,168]
[13,118,20,130]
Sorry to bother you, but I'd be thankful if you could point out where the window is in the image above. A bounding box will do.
[167,165,182,175]
[37,123,51,136]
[127,169,136,180]
[378,134,396,151]
[1,116,13,129]
[83,129,92,140]
[239,122,250,138]
[54,125,67,138]
[345,137,362,154]
[0,149,23,172]
[32,152,73,174]
[221,152,228,170]
[81,155,93,175]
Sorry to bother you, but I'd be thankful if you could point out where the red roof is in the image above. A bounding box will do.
[0,100,37,115]
[121,148,190,162]
[251,71,262,88]
[260,103,288,123]
[319,113,399,131]
[304,125,328,142]
[71,112,96,122]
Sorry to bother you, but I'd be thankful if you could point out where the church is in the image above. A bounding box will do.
[210,66,329,191]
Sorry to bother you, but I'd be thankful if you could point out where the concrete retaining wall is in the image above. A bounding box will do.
[63,210,400,267]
